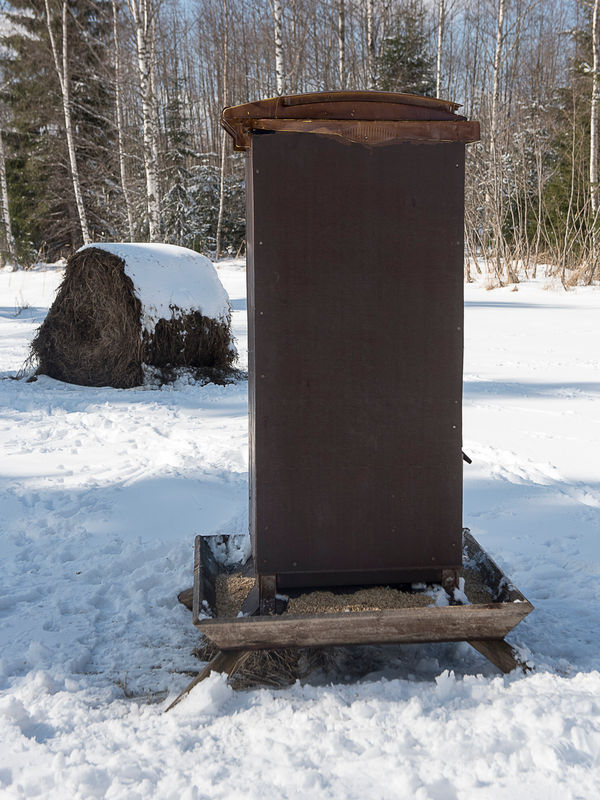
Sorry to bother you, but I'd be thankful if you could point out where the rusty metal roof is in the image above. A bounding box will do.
[222,91,479,150]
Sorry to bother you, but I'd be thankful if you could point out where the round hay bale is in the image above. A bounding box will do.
[31,244,235,388]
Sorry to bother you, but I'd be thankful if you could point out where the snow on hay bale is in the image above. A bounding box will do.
[31,243,236,388]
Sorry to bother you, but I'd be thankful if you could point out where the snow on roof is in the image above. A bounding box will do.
[79,242,230,333]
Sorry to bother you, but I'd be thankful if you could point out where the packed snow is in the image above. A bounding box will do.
[0,261,599,798]
[79,243,231,333]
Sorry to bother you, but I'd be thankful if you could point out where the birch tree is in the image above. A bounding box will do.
[487,0,509,283]
[436,0,445,97]
[589,0,600,280]
[338,0,345,88]
[43,0,91,245]
[272,0,285,94]
[0,125,16,267]
[215,0,229,258]
[129,0,162,241]
[112,0,135,241]
[367,0,376,88]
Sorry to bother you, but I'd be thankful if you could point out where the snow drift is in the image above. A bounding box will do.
[30,243,236,388]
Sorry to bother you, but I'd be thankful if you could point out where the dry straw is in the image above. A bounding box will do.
[31,247,235,388]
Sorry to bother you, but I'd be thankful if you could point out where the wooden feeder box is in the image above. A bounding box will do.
[169,93,534,705]
[227,91,480,604]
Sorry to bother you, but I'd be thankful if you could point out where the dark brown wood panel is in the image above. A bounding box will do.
[247,132,465,586]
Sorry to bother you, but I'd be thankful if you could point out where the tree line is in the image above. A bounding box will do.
[0,0,597,285]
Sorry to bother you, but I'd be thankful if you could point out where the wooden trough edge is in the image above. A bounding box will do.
[191,531,533,653]
[195,601,532,651]
[166,532,533,710]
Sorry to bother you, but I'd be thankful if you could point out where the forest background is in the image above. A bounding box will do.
[0,0,598,287]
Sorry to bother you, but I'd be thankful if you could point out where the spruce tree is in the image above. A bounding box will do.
[1,0,119,261]
[377,0,435,97]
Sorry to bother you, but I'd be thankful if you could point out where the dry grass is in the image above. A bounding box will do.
[192,638,339,690]
[31,247,235,388]
[31,248,143,388]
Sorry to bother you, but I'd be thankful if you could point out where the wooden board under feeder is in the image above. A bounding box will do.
[167,531,533,710]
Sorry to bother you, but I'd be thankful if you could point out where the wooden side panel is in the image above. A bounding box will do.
[197,602,531,651]
[248,132,464,587]
[191,535,219,624]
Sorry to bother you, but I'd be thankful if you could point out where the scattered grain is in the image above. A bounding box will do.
[286,586,433,615]
[215,573,255,618]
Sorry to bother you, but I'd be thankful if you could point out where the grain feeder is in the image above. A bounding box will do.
[226,91,480,606]
[171,93,534,704]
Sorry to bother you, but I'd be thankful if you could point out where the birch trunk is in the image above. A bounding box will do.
[129,0,162,241]
[490,0,505,156]
[215,0,229,260]
[0,126,16,267]
[44,0,91,245]
[112,0,135,241]
[337,0,345,89]
[367,0,375,89]
[590,0,600,281]
[273,0,285,95]
[489,0,506,283]
[436,0,445,98]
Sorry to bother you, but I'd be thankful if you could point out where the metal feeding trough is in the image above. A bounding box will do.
[170,92,533,707]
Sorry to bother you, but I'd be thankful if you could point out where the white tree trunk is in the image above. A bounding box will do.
[436,0,445,97]
[488,0,506,283]
[112,0,135,241]
[367,0,375,89]
[0,126,16,267]
[591,0,600,217]
[215,0,229,260]
[338,0,345,89]
[491,0,505,153]
[44,0,91,245]
[590,0,600,281]
[273,0,285,95]
[129,0,162,242]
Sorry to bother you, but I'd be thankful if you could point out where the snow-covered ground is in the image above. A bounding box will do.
[0,261,599,799]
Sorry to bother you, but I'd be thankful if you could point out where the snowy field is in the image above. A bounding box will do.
[0,260,599,799]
